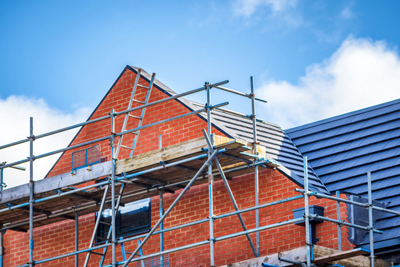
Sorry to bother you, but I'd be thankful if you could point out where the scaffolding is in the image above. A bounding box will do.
[0,72,399,267]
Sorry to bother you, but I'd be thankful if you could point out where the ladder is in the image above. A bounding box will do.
[84,70,156,266]
[97,183,126,266]
[121,239,146,267]
[83,184,126,267]
[82,185,110,266]
[115,69,156,158]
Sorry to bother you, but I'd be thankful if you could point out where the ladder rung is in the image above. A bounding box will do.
[137,84,150,89]
[128,114,142,120]
[121,145,134,150]
[129,131,139,135]
[99,221,111,226]
[132,99,145,104]
[90,251,105,256]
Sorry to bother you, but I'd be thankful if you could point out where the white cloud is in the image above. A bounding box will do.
[233,0,297,17]
[257,37,400,129]
[0,96,90,188]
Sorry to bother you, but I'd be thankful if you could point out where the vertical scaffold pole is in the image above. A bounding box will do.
[368,172,375,267]
[75,211,79,267]
[160,189,164,266]
[202,129,257,257]
[0,166,3,191]
[336,190,342,251]
[206,81,215,266]
[250,76,260,257]
[159,134,164,266]
[303,157,311,267]
[122,150,219,267]
[29,117,34,267]
[111,109,117,267]
[0,231,3,267]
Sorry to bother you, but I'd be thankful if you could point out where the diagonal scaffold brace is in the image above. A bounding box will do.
[201,129,258,258]
[121,148,220,267]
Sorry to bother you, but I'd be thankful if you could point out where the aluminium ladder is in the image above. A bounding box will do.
[115,69,156,158]
[84,70,156,266]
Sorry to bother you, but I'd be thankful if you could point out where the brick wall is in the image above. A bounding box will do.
[3,67,353,266]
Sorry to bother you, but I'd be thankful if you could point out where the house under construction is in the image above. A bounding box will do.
[0,66,400,267]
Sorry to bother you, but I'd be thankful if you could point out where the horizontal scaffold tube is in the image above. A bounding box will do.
[110,240,211,266]
[215,217,304,242]
[0,180,110,215]
[309,214,383,234]
[0,102,229,170]
[214,194,304,220]
[0,80,228,151]
[19,242,111,266]
[214,85,268,103]
[115,102,229,138]
[296,188,400,216]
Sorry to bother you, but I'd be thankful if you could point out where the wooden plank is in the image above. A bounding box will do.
[312,248,369,265]
[0,161,111,206]
[116,135,256,174]
[116,136,209,174]
[313,245,390,267]
[218,245,391,267]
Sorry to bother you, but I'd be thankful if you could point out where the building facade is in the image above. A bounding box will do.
[2,66,399,266]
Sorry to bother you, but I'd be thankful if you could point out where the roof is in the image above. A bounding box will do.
[286,98,400,247]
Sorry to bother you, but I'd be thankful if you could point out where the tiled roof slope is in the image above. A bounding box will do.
[190,103,329,194]
[286,99,400,248]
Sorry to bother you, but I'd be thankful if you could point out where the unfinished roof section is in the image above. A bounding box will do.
[188,102,329,194]
[286,98,400,248]
[130,66,328,194]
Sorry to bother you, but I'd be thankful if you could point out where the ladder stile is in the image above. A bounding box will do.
[115,69,142,158]
[98,184,127,266]
[83,185,110,267]
[115,71,156,159]
[130,73,156,157]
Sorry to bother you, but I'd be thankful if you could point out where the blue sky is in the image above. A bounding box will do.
[1,0,400,186]
[1,0,399,115]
